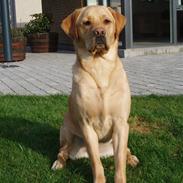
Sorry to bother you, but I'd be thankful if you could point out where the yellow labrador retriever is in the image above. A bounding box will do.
[52,5,139,183]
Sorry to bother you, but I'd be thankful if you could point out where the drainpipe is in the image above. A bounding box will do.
[10,0,16,28]
[0,0,13,62]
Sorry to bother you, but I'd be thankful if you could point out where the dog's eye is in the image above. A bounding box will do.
[83,20,91,26]
[103,19,111,25]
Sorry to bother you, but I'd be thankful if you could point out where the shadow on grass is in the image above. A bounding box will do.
[0,117,59,161]
[66,159,93,183]
[0,116,94,182]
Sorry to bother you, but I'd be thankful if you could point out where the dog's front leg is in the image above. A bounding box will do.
[112,118,129,183]
[81,124,105,183]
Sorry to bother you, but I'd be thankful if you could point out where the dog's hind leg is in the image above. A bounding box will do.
[52,114,73,170]
[69,141,139,168]
[127,148,139,167]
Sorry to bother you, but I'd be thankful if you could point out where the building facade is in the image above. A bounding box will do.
[42,0,183,50]
[1,0,182,50]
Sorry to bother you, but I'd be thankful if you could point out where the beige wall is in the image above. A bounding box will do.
[15,0,42,26]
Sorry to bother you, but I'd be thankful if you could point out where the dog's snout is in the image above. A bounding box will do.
[93,28,106,36]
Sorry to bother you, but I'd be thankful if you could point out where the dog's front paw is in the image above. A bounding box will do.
[51,160,64,170]
[127,155,139,167]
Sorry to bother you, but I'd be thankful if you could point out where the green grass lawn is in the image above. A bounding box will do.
[0,95,183,183]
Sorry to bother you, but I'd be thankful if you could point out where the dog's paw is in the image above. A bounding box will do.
[127,155,139,167]
[51,160,64,170]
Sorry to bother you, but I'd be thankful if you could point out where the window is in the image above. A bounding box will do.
[87,0,98,5]
[178,0,183,6]
[86,0,107,6]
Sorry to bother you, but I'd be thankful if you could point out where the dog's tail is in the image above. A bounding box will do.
[69,137,114,160]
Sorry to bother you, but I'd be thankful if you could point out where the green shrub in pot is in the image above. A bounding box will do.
[24,13,58,53]
[0,28,26,62]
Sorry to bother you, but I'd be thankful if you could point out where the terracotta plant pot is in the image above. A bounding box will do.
[0,38,26,62]
[28,32,58,53]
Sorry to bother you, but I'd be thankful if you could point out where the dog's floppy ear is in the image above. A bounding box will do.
[108,7,126,38]
[61,9,81,40]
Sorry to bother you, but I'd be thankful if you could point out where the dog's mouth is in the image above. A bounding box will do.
[89,36,109,55]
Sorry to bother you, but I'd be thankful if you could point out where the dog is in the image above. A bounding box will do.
[52,5,139,183]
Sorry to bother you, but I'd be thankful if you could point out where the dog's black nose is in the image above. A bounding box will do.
[93,28,106,36]
[96,36,106,45]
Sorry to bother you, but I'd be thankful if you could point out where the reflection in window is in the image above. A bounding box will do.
[109,0,121,13]
[178,0,183,6]
[87,0,98,5]
[86,0,107,6]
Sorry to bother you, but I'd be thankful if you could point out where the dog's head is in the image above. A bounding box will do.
[61,6,126,56]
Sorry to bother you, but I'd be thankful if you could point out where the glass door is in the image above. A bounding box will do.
[132,0,170,43]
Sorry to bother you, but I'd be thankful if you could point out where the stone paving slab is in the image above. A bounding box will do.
[0,52,183,96]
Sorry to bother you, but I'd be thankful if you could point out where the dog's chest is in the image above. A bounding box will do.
[73,72,116,141]
[72,59,125,141]
[75,88,114,140]
[80,57,115,89]
[90,61,113,89]
[92,115,113,141]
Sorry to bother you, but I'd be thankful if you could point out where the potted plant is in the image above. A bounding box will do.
[24,13,58,53]
[0,28,26,62]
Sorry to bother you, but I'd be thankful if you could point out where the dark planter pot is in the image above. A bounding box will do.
[28,32,58,53]
[0,38,26,62]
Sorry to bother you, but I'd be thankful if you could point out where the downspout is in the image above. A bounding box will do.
[0,0,13,62]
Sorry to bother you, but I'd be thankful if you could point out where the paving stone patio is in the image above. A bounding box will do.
[0,52,183,96]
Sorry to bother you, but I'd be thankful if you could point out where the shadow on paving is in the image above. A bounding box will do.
[0,64,20,68]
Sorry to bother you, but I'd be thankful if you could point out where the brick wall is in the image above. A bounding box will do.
[42,0,84,50]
